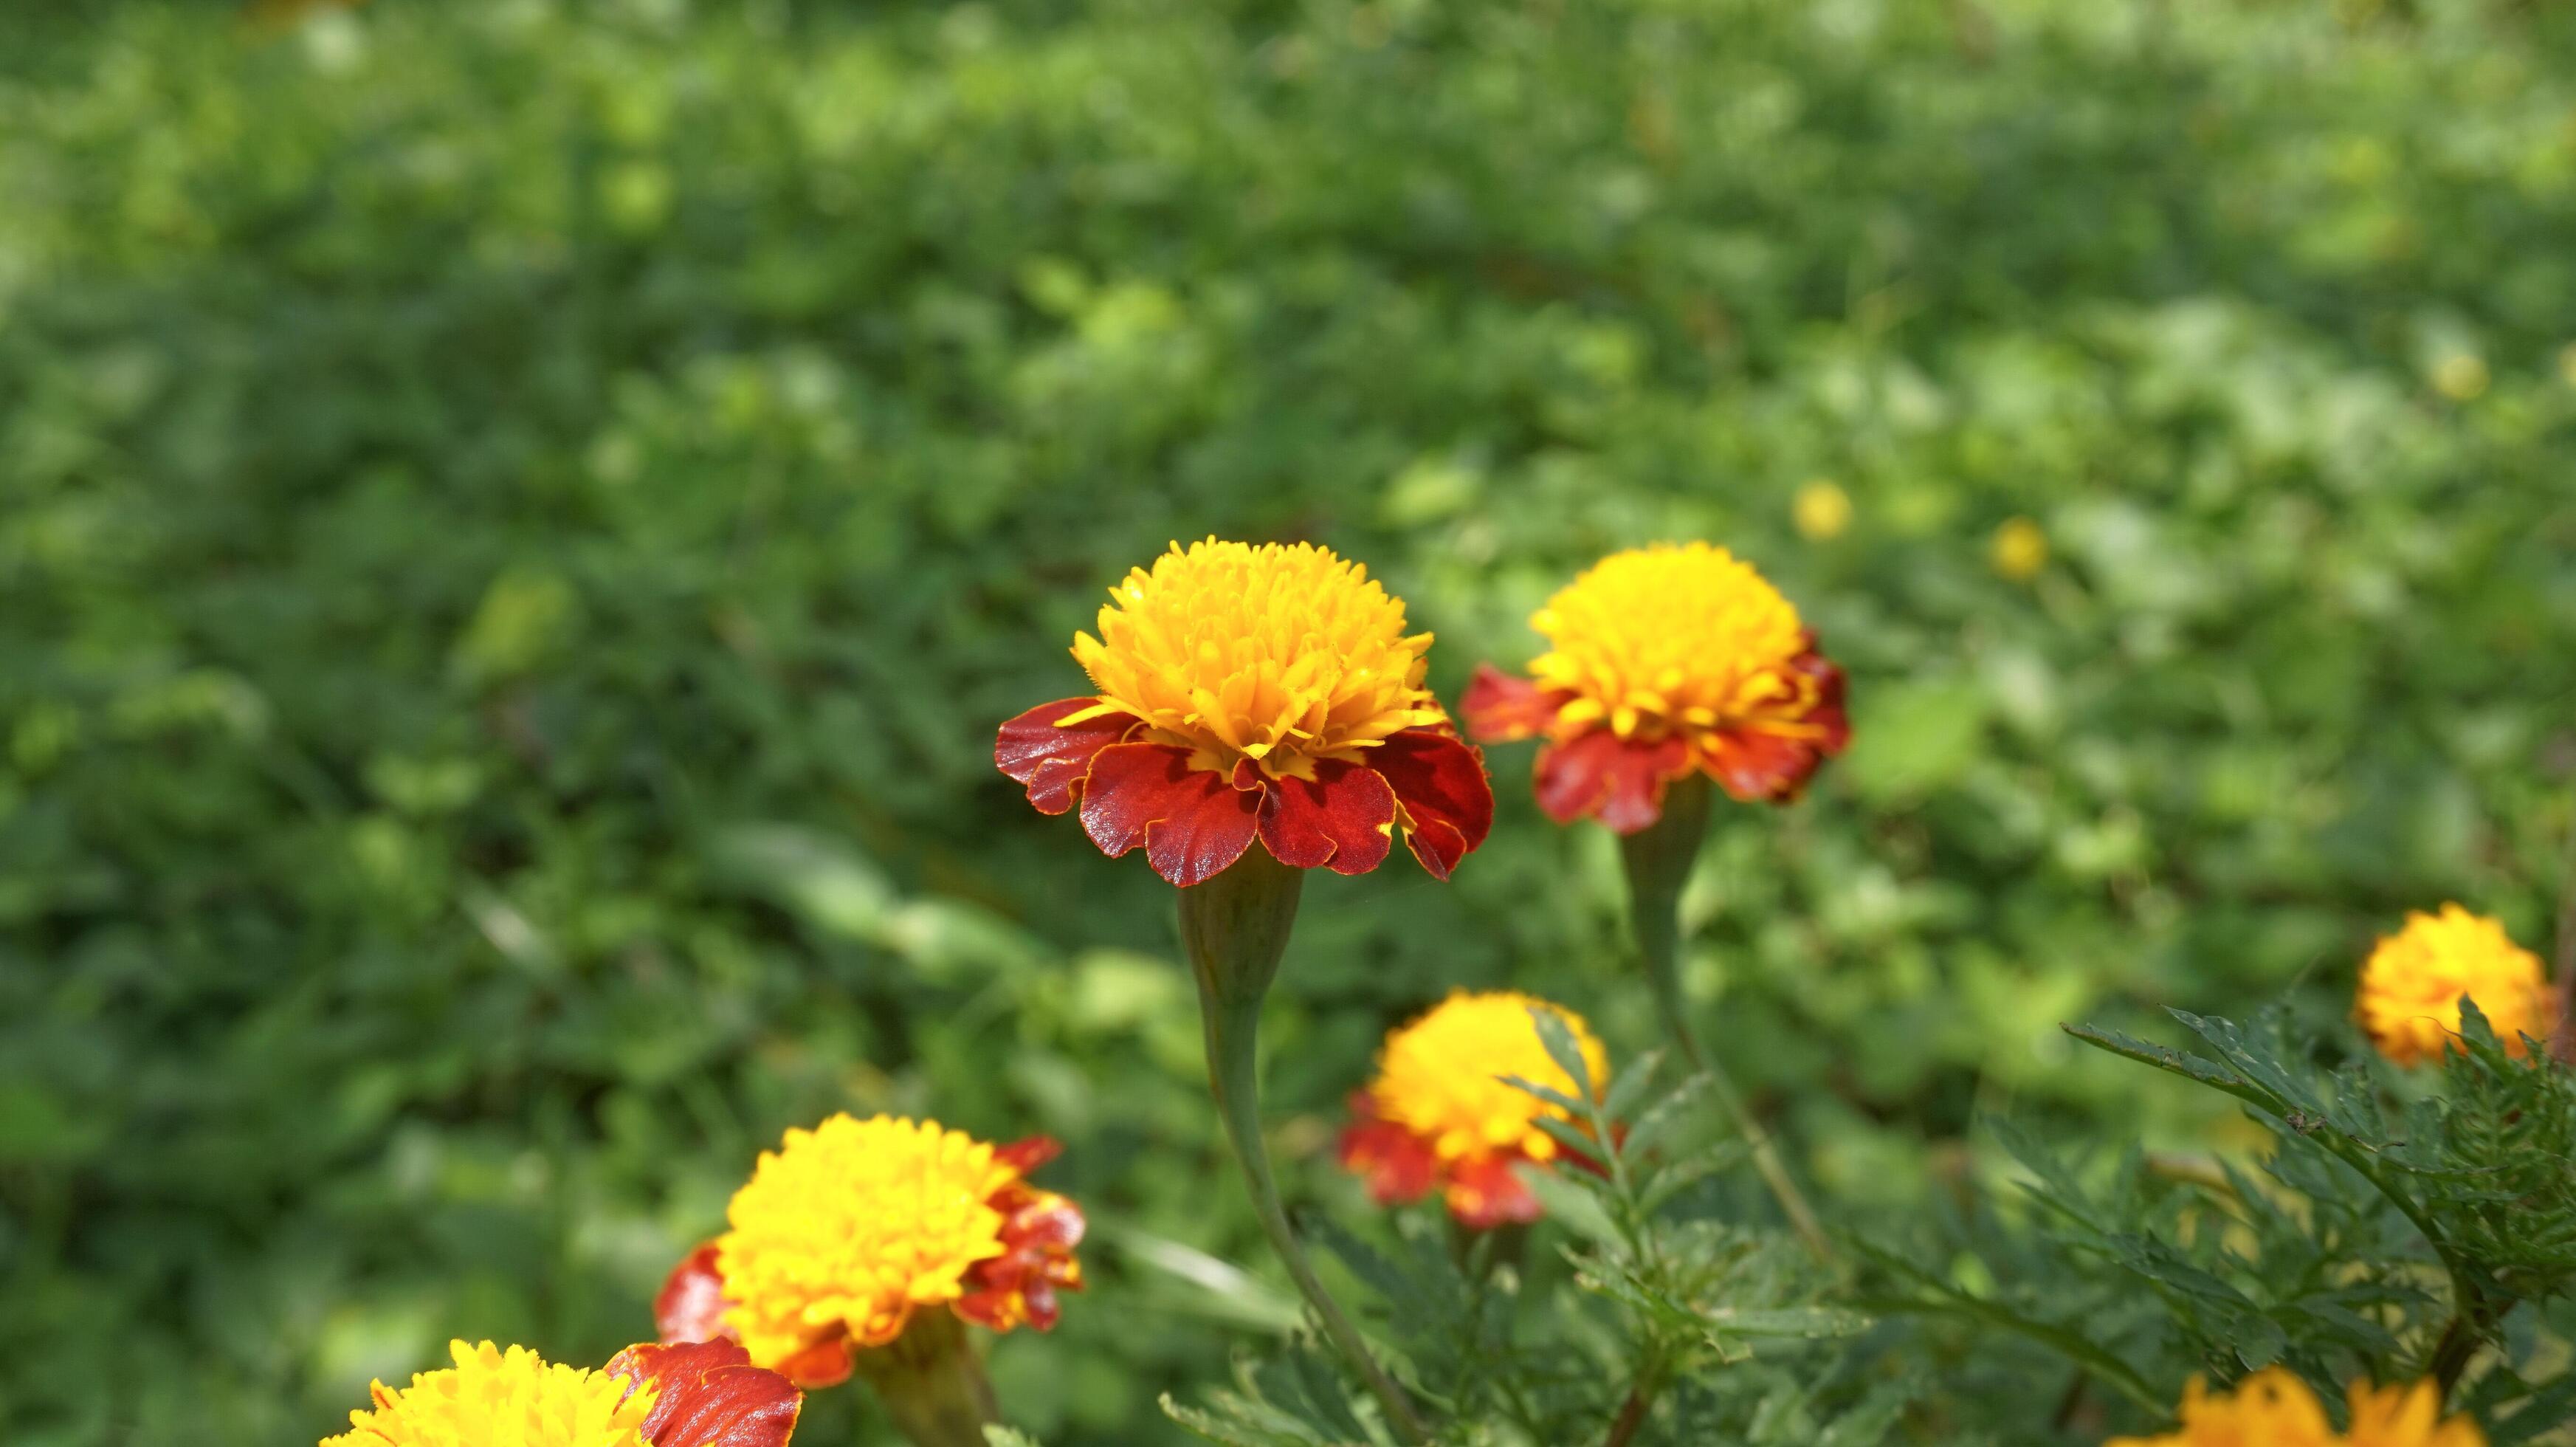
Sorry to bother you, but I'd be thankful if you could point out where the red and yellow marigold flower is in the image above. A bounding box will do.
[2355,904,2555,1067]
[1462,542,1848,834]
[2107,1369,2483,1447]
[1338,989,1611,1228]
[996,538,1494,887]
[322,1338,800,1447]
[655,1115,1084,1389]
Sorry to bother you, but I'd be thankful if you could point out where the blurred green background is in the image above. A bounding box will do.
[4,0,2574,1441]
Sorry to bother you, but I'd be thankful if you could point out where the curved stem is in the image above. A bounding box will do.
[1179,851,1430,1443]
[1618,776,1833,1262]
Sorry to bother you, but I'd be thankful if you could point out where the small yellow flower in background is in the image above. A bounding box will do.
[321,1338,802,1447]
[664,1115,1084,1387]
[2355,904,2555,1066]
[2430,351,2489,402]
[1793,479,1853,540]
[2107,1368,2482,1447]
[1991,516,2049,581]
[1339,989,1609,1227]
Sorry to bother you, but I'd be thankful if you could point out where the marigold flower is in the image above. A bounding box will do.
[996,538,1494,887]
[656,1116,1084,1388]
[1461,543,1848,833]
[321,1338,800,1447]
[2355,904,2555,1067]
[2106,1369,2483,1447]
[1338,989,1611,1228]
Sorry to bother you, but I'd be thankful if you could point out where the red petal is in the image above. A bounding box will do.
[992,1135,1063,1176]
[1079,743,1261,887]
[1443,1155,1544,1230]
[1701,642,1849,802]
[1369,728,1495,879]
[1460,664,1561,742]
[655,1243,736,1347]
[1257,757,1398,874]
[1534,731,1692,834]
[957,1186,1087,1335]
[606,1339,803,1447]
[771,1340,853,1391]
[1337,1095,1440,1206]
[995,699,1141,815]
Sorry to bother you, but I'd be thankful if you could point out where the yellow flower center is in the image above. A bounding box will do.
[1369,990,1609,1165]
[1071,538,1444,772]
[1527,543,1808,740]
[322,1341,652,1447]
[2356,904,2552,1066]
[717,1114,1016,1364]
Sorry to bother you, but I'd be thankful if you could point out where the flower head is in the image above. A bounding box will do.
[1339,990,1610,1228]
[998,538,1493,886]
[2355,904,2554,1067]
[1462,543,1847,832]
[2106,1369,2483,1447]
[658,1116,1084,1388]
[321,1338,800,1447]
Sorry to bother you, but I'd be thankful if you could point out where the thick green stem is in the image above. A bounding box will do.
[1179,849,1430,1443]
[1617,775,1833,1262]
[854,1312,999,1447]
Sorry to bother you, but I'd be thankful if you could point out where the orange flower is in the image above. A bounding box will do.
[1338,991,1611,1228]
[655,1117,1084,1389]
[1463,543,1847,834]
[996,539,1493,886]
[322,1337,800,1447]
[2355,904,2555,1067]
[2107,1369,2483,1447]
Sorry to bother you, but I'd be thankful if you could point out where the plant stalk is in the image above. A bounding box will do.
[2550,805,2576,1067]
[1617,774,1833,1261]
[1179,848,1430,1443]
[854,1311,999,1447]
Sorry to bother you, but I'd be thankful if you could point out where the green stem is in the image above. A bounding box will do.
[853,1311,999,1447]
[1179,849,1429,1444]
[1616,775,1833,1262]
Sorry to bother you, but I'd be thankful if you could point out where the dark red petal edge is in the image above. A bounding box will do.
[655,1243,737,1347]
[1369,728,1495,879]
[956,1181,1086,1335]
[607,1339,804,1447]
[993,1135,1064,1176]
[1459,664,1562,743]
[1080,742,1260,887]
[1534,730,1692,834]
[1257,757,1398,875]
[996,699,1143,815]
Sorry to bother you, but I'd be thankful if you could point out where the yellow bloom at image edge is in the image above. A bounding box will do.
[2108,1369,2483,1447]
[323,1341,652,1447]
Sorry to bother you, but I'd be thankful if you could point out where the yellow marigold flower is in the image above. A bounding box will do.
[2355,904,2554,1066]
[1464,542,1847,831]
[323,1338,802,1447]
[1793,480,1853,540]
[325,1341,651,1447]
[1070,537,1444,768]
[1340,990,1610,1228]
[2107,1369,2483,1447]
[708,1116,1084,1378]
[997,537,1494,885]
[1991,516,2049,581]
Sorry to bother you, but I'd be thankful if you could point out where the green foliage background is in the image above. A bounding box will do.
[3,0,2573,1441]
